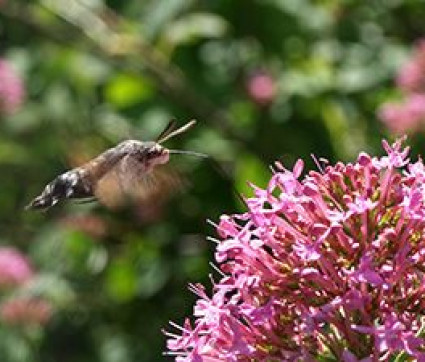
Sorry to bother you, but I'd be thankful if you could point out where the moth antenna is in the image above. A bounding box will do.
[157,119,197,144]
[155,119,177,143]
[168,149,209,159]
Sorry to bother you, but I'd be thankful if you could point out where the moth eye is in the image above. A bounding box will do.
[147,147,161,157]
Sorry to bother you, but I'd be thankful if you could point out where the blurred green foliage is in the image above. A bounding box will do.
[0,0,424,361]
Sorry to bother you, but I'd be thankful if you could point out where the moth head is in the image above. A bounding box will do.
[142,142,170,166]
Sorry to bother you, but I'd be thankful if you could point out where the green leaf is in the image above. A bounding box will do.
[163,13,228,46]
[104,73,154,108]
[98,334,131,362]
[105,259,138,303]
[0,141,29,165]
[19,274,75,307]
[235,153,269,197]
[142,0,193,39]
[136,260,168,298]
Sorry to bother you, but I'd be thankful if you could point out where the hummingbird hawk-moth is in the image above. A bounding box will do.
[26,120,206,210]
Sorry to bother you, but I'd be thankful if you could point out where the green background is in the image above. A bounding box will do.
[0,0,424,361]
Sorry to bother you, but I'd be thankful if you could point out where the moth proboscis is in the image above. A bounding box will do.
[26,119,207,211]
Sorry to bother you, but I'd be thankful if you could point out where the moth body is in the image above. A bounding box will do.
[26,120,195,211]
[27,170,92,210]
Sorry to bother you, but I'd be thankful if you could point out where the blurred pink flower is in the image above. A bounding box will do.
[166,139,425,360]
[0,247,33,288]
[60,214,108,239]
[378,93,425,134]
[0,59,25,115]
[0,297,52,326]
[397,40,425,93]
[246,71,276,106]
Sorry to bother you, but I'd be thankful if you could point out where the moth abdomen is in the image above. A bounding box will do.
[26,170,92,210]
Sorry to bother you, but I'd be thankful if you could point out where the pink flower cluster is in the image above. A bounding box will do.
[0,297,52,326]
[379,94,425,135]
[379,40,425,134]
[397,40,425,93]
[0,247,33,288]
[0,59,25,115]
[0,247,52,326]
[166,139,425,360]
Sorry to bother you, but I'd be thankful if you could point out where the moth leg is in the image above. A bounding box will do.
[73,197,98,205]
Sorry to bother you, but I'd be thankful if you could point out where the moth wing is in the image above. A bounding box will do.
[130,166,184,202]
[93,155,183,209]
[93,165,126,209]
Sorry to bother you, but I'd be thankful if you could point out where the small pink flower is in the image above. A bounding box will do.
[60,214,107,239]
[379,39,425,134]
[397,40,425,93]
[166,138,425,361]
[0,297,52,326]
[246,71,276,106]
[352,314,425,359]
[378,94,425,134]
[0,247,33,288]
[0,59,25,115]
